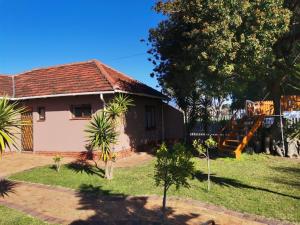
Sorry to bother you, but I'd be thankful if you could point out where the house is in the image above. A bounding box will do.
[0,60,184,157]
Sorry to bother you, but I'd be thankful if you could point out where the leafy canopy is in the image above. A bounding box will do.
[155,143,194,190]
[193,136,217,157]
[148,0,293,117]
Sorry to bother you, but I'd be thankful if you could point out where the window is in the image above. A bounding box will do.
[145,105,156,129]
[38,107,45,121]
[71,104,92,119]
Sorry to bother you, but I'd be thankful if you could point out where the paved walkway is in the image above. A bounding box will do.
[0,153,294,225]
[0,181,288,225]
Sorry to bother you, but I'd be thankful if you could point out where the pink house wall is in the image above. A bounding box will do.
[17,94,183,153]
[24,95,103,152]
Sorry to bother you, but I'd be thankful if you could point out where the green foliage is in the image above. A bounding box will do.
[53,155,63,172]
[0,97,26,155]
[85,94,133,179]
[192,139,206,156]
[0,205,54,225]
[193,136,217,191]
[155,143,194,190]
[105,94,134,123]
[85,111,118,162]
[148,0,298,118]
[149,0,291,92]
[111,94,134,114]
[85,94,133,163]
[205,136,218,149]
[193,136,217,157]
[155,142,194,218]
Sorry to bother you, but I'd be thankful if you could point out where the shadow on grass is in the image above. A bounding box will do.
[270,166,300,188]
[69,184,201,225]
[271,166,300,176]
[193,171,300,200]
[0,179,18,197]
[66,160,105,178]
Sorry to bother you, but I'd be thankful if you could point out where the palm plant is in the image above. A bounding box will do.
[105,94,134,124]
[104,94,134,179]
[112,94,134,113]
[0,97,25,156]
[105,102,123,123]
[85,111,117,179]
[85,94,133,180]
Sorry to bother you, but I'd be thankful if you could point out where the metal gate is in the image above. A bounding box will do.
[21,108,33,151]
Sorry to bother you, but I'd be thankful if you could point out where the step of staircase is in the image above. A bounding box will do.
[220,144,236,151]
[218,114,265,159]
[224,139,240,146]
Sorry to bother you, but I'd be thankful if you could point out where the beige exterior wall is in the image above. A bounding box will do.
[6,94,183,153]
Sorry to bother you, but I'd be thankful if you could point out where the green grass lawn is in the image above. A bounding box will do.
[9,154,300,223]
[0,205,53,225]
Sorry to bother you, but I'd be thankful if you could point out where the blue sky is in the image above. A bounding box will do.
[0,0,163,90]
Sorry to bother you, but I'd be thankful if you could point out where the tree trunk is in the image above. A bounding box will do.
[183,110,188,143]
[207,149,211,191]
[109,160,114,180]
[104,161,109,179]
[162,183,168,224]
[270,83,285,155]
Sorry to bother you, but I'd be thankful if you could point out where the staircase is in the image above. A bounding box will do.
[217,113,265,159]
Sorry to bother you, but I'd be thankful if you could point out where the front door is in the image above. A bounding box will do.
[21,108,33,151]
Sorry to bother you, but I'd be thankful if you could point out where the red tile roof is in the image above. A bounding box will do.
[0,60,164,99]
[0,75,13,97]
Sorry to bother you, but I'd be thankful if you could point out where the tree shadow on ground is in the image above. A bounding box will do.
[0,179,18,197]
[66,160,105,178]
[193,171,300,200]
[269,166,300,188]
[69,184,202,225]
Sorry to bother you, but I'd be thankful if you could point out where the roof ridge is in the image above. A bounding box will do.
[99,60,141,84]
[92,59,118,90]
[12,60,95,77]
[0,74,12,77]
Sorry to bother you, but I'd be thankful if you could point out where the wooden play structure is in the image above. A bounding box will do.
[217,95,300,159]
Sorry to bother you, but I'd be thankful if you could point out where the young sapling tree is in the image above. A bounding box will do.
[154,143,194,222]
[193,136,217,191]
[53,155,63,172]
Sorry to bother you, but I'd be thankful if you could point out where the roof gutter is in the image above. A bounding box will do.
[115,90,167,100]
[6,91,115,100]
[1,90,166,101]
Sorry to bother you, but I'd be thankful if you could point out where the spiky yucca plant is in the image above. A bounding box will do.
[0,97,25,155]
[85,111,117,179]
[104,94,134,179]
[85,94,134,179]
[105,94,134,124]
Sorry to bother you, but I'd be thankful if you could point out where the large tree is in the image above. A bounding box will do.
[148,0,297,138]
